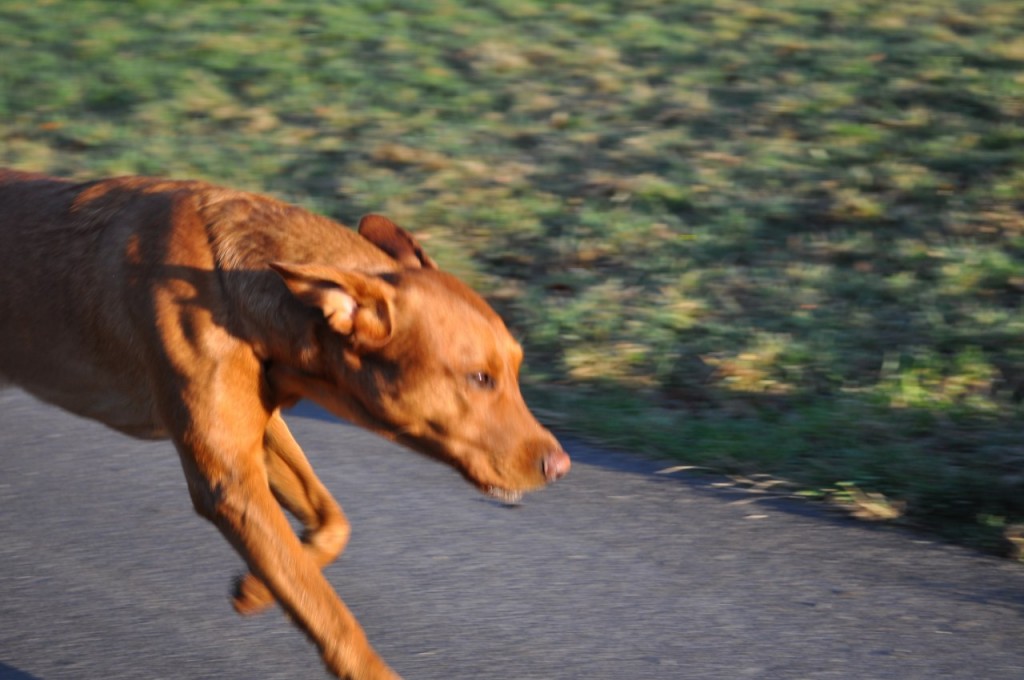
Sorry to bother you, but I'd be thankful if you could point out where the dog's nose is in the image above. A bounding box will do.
[542,448,571,482]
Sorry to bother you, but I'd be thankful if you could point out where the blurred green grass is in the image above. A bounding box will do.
[3,0,1023,555]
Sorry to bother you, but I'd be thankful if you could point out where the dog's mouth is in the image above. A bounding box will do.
[485,485,524,506]
[391,430,531,505]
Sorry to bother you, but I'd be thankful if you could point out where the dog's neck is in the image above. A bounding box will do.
[199,193,399,381]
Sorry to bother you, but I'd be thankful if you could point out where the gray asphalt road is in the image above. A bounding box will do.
[1,387,1023,680]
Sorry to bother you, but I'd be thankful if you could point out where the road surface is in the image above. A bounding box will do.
[1,388,1023,679]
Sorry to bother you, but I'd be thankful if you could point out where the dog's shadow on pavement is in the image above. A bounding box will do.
[0,662,44,680]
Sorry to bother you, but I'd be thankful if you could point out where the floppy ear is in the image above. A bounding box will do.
[358,214,438,270]
[270,262,395,348]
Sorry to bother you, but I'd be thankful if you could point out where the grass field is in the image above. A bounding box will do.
[3,0,1024,556]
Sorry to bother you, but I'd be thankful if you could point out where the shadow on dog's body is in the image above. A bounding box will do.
[0,169,569,679]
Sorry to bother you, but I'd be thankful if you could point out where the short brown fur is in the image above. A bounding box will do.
[0,169,569,679]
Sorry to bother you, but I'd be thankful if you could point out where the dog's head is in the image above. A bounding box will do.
[270,216,569,502]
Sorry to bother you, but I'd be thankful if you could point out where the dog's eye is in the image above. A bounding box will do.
[468,371,496,390]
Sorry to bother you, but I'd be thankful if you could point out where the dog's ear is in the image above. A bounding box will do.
[358,214,438,270]
[270,262,395,348]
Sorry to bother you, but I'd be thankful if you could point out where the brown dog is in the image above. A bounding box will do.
[0,169,569,679]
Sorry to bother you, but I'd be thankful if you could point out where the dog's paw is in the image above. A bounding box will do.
[231,572,275,616]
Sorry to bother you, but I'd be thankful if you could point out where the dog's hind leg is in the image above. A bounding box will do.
[233,411,350,615]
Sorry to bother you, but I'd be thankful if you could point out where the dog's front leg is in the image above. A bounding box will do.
[178,425,396,679]
[233,411,351,616]
[163,362,397,680]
